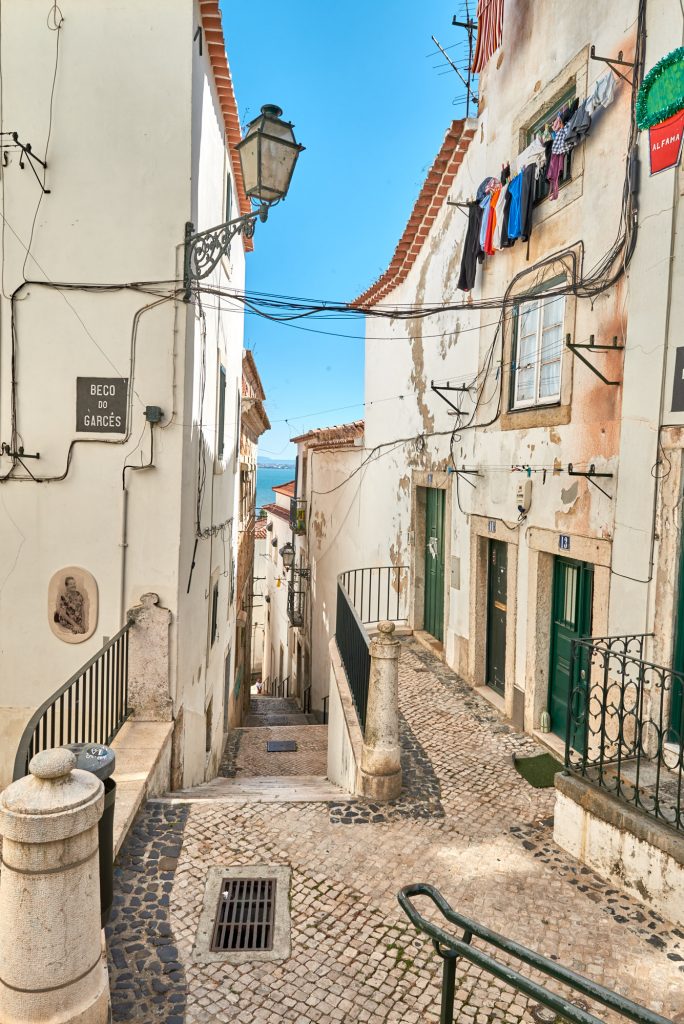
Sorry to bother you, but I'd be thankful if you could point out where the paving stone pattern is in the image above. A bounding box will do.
[106,804,189,1022]
[110,640,684,1023]
[220,724,328,777]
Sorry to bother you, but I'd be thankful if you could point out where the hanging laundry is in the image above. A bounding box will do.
[500,162,511,186]
[506,172,524,240]
[493,182,509,248]
[516,136,547,176]
[484,185,502,255]
[499,184,513,247]
[520,164,537,239]
[585,70,617,116]
[546,121,570,200]
[564,99,592,149]
[457,202,484,292]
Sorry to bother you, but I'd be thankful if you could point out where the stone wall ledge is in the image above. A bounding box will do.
[555,771,684,865]
[111,719,174,857]
[327,638,365,795]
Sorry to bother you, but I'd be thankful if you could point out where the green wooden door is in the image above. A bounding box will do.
[486,540,507,694]
[424,488,445,642]
[670,531,684,743]
[549,558,593,742]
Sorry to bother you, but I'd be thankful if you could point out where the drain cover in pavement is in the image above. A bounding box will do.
[266,740,297,752]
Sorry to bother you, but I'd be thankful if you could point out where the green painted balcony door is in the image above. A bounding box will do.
[670,527,684,743]
[424,488,445,642]
[549,557,593,742]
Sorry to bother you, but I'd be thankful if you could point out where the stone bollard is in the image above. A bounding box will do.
[0,748,110,1024]
[359,621,402,801]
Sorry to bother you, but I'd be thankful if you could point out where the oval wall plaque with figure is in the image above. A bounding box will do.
[48,567,98,643]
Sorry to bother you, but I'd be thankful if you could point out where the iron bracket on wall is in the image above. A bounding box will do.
[453,466,481,489]
[567,462,614,499]
[565,333,624,387]
[431,380,476,414]
[0,131,50,193]
[183,205,268,300]
[590,45,635,86]
[1,442,40,459]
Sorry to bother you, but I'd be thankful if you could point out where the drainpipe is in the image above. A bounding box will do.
[120,420,156,623]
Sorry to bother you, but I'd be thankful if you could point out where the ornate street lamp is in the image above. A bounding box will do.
[280,542,295,571]
[183,104,304,298]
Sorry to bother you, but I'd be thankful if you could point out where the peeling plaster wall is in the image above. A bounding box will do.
[355,1,669,734]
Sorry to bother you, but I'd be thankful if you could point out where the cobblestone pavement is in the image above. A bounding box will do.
[219,698,327,777]
[109,639,684,1023]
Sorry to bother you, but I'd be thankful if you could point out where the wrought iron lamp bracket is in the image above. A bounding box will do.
[183,204,269,300]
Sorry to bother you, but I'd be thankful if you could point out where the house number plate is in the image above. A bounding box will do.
[559,534,571,551]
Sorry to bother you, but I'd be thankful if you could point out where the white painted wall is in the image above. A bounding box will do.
[0,0,246,788]
[296,442,363,712]
[262,490,293,691]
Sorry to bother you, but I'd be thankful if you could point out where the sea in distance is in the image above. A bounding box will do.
[256,464,295,512]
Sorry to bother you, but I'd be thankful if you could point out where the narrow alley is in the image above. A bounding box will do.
[105,640,683,1023]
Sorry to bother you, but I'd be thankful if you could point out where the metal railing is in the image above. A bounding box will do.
[336,565,409,730]
[289,497,307,534]
[338,565,409,626]
[566,633,683,834]
[399,883,672,1024]
[13,623,131,781]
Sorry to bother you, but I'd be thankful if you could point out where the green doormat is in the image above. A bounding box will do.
[513,753,562,788]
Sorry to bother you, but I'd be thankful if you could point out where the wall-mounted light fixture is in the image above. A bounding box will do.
[183,105,304,299]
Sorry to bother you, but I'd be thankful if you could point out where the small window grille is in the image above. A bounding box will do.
[211,878,276,952]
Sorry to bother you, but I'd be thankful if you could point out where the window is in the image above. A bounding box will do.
[218,364,227,460]
[211,581,220,645]
[527,88,575,203]
[512,293,565,409]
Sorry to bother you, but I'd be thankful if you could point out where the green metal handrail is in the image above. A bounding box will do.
[398,884,672,1024]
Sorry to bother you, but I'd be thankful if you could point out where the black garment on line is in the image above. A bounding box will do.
[499,186,513,248]
[457,202,484,291]
[520,164,537,242]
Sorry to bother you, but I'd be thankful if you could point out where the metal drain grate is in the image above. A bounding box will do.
[266,739,297,753]
[211,877,276,952]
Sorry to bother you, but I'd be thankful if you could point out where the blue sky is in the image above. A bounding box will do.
[221,1,469,459]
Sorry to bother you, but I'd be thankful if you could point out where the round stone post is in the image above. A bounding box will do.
[360,621,402,801]
[0,749,110,1024]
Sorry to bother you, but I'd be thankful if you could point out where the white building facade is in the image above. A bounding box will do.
[0,0,254,788]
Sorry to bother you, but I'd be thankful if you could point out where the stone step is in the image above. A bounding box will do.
[154,775,350,804]
[243,713,317,727]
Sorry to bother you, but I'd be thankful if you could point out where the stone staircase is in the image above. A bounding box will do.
[243,696,319,728]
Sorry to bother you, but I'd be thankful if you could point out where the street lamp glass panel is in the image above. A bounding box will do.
[281,543,295,570]
[236,105,304,205]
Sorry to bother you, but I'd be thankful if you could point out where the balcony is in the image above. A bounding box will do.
[566,634,683,834]
[289,497,306,534]
[287,581,305,628]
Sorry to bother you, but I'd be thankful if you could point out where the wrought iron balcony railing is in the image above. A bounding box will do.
[287,581,305,627]
[566,633,683,834]
[289,497,306,534]
[336,565,409,729]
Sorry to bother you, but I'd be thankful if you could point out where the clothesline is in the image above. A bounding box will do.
[456,69,618,293]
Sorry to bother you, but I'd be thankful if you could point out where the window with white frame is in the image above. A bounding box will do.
[512,292,565,409]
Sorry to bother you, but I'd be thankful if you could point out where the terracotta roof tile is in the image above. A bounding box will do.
[198,1,253,253]
[272,480,296,497]
[261,502,290,522]
[290,420,364,449]
[351,120,476,307]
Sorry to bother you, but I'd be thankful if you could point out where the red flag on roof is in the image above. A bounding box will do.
[471,0,505,74]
